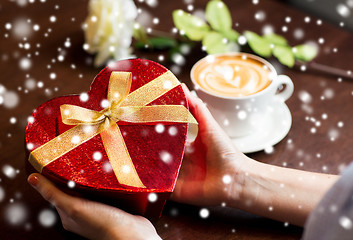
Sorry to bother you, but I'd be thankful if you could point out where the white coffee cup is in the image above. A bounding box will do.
[190,52,294,138]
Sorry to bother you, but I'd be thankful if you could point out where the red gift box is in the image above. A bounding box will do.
[25,59,197,217]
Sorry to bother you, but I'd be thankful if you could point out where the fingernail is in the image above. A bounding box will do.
[190,90,198,97]
[28,174,40,188]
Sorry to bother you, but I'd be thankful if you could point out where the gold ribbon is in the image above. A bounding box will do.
[28,71,198,188]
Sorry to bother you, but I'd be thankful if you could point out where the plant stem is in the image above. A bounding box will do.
[296,61,353,80]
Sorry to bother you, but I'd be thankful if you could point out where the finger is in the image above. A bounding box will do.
[182,84,210,117]
[181,83,221,131]
[27,173,75,211]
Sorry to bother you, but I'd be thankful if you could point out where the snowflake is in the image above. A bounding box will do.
[264,145,274,154]
[152,17,159,24]
[155,124,165,133]
[5,203,28,226]
[336,4,351,18]
[25,78,36,90]
[262,24,274,35]
[67,180,76,188]
[294,28,304,40]
[254,11,266,21]
[146,0,158,8]
[237,110,247,120]
[2,165,16,179]
[171,53,185,66]
[339,216,352,229]
[93,151,102,161]
[38,209,57,227]
[298,90,312,103]
[5,23,12,30]
[148,193,158,202]
[13,18,32,39]
[328,128,339,141]
[222,175,232,184]
[121,165,131,174]
[19,57,32,70]
[158,55,165,61]
[310,127,316,134]
[163,80,173,89]
[49,72,56,80]
[223,119,230,126]
[79,93,89,102]
[9,117,17,124]
[238,35,247,45]
[49,16,56,22]
[199,208,209,218]
[168,126,177,136]
[103,162,113,173]
[318,38,325,44]
[100,99,110,108]
[170,208,178,216]
[160,151,172,164]
[33,24,40,31]
[71,135,80,144]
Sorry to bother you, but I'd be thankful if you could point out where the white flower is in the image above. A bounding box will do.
[84,0,138,66]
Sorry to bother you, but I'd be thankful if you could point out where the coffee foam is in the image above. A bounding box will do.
[193,55,272,97]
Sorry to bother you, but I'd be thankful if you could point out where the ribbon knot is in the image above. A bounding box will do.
[101,108,112,119]
[29,71,198,189]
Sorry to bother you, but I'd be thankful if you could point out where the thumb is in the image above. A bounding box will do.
[27,173,74,211]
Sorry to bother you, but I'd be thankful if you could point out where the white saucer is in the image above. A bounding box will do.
[231,101,292,154]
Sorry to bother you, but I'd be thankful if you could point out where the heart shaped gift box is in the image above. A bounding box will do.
[25,59,197,217]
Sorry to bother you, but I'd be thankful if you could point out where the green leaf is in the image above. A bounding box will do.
[244,31,271,57]
[173,9,210,41]
[263,33,288,45]
[293,44,318,61]
[221,29,239,41]
[132,23,148,44]
[205,0,232,32]
[148,37,177,50]
[273,45,295,67]
[202,31,228,54]
[134,37,177,50]
[134,41,147,50]
[225,42,240,52]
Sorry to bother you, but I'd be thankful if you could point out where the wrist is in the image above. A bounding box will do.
[213,154,260,207]
[108,218,162,240]
[109,229,161,240]
[226,156,261,207]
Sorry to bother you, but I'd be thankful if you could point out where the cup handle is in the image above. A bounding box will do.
[275,75,294,102]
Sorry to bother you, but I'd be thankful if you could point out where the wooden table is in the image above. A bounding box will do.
[1,0,352,239]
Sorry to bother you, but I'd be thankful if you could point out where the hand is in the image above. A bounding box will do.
[173,85,338,226]
[28,173,161,240]
[171,84,253,206]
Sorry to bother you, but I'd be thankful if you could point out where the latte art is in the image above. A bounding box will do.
[193,55,272,97]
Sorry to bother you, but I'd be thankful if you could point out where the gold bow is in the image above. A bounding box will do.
[28,71,198,188]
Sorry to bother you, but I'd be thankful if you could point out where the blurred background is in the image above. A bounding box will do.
[286,0,353,32]
[0,1,352,240]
